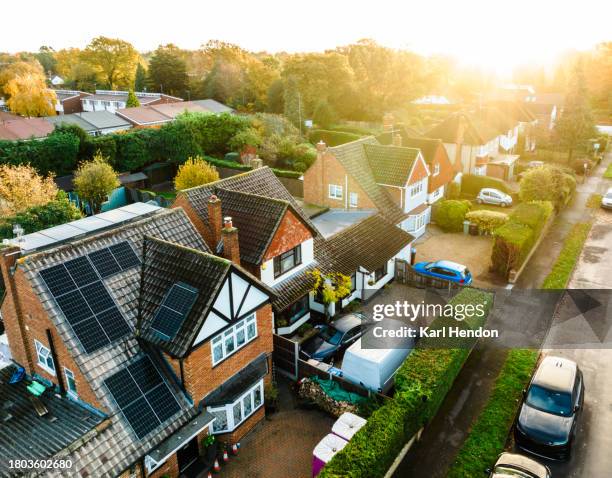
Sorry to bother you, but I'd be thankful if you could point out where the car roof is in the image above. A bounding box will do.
[606,187,612,195]
[494,453,548,478]
[481,188,505,193]
[331,314,364,333]
[432,260,466,272]
[532,356,577,392]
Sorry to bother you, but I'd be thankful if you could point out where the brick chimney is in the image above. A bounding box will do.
[250,156,263,169]
[222,217,240,265]
[383,113,395,132]
[392,133,402,147]
[207,195,222,247]
[316,140,327,155]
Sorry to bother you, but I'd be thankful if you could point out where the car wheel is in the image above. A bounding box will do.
[501,202,507,208]
[476,198,483,204]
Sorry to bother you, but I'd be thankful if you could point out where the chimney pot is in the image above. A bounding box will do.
[316,140,327,153]
[223,216,233,229]
[221,217,240,265]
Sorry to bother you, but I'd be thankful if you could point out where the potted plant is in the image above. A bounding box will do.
[201,434,218,465]
[264,382,279,414]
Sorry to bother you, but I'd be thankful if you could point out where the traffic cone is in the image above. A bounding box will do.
[213,459,221,472]
[223,449,229,463]
[232,443,239,455]
[207,472,213,478]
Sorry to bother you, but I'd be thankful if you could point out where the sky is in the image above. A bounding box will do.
[2,0,610,74]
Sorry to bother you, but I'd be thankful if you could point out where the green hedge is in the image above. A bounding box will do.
[509,201,554,237]
[320,288,494,478]
[309,129,362,147]
[432,200,472,232]
[447,349,539,478]
[604,164,612,179]
[465,210,508,234]
[542,222,592,289]
[327,124,377,136]
[461,174,513,197]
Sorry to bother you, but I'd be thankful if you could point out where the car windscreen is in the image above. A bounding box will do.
[606,192,612,199]
[493,465,535,477]
[463,268,471,277]
[526,384,573,416]
[319,325,343,345]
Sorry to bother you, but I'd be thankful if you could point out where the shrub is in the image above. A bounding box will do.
[509,201,554,237]
[519,166,576,208]
[542,222,592,289]
[604,164,612,179]
[432,200,471,232]
[73,153,120,214]
[446,181,461,199]
[308,129,362,147]
[174,156,220,191]
[461,174,512,197]
[224,152,241,163]
[327,124,378,136]
[491,222,534,277]
[571,157,594,175]
[465,210,508,234]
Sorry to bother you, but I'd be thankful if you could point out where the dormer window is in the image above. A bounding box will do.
[273,245,302,278]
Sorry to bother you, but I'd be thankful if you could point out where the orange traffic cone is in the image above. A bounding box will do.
[213,459,221,472]
[223,449,229,463]
[231,443,239,455]
[207,472,213,478]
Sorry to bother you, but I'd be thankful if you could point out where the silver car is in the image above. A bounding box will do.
[488,452,550,478]
[601,188,612,210]
[476,188,513,207]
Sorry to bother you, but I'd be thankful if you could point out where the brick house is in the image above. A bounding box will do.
[0,203,275,477]
[51,89,92,115]
[81,90,183,114]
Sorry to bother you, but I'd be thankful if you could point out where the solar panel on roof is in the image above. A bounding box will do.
[104,356,181,440]
[151,283,198,340]
[39,265,76,297]
[88,248,122,278]
[97,307,131,341]
[80,282,115,314]
[55,291,94,325]
[72,317,110,353]
[109,242,140,269]
[64,257,98,287]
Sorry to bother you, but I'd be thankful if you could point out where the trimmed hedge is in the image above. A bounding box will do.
[542,222,592,289]
[465,210,508,234]
[461,174,513,197]
[202,156,303,179]
[447,349,539,478]
[604,164,612,179]
[309,129,362,147]
[432,200,472,232]
[509,201,554,237]
[320,288,494,478]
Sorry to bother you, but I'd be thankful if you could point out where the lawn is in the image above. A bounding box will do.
[604,163,612,179]
[446,349,539,478]
[541,222,592,289]
[586,193,603,209]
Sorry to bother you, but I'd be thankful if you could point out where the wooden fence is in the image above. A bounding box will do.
[272,333,299,380]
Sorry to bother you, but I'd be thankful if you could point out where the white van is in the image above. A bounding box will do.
[341,329,414,393]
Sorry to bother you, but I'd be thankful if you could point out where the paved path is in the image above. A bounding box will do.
[516,152,612,289]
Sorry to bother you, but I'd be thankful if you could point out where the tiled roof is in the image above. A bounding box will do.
[0,117,54,140]
[17,208,209,476]
[426,112,486,145]
[399,137,443,165]
[116,99,233,125]
[328,138,407,224]
[364,143,420,186]
[0,364,105,478]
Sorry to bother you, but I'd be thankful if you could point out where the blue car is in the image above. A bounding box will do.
[413,260,473,285]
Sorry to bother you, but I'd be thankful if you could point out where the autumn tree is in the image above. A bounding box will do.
[0,164,58,216]
[83,36,139,90]
[174,156,220,190]
[126,89,140,107]
[55,48,97,91]
[2,62,57,116]
[307,269,352,321]
[147,44,188,97]
[73,153,119,213]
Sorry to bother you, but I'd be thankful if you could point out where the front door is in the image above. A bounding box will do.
[177,437,199,473]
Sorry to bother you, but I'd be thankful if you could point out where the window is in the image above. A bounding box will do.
[273,245,302,278]
[350,273,357,293]
[328,184,343,200]
[433,164,440,176]
[208,380,265,433]
[211,314,257,365]
[412,212,426,231]
[35,340,55,375]
[349,192,358,207]
[410,180,424,197]
[278,295,309,326]
[64,368,77,397]
[374,263,388,283]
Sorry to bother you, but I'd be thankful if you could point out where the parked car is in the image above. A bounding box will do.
[601,188,612,210]
[476,188,513,207]
[300,313,370,362]
[413,260,472,285]
[487,452,551,478]
[514,356,584,460]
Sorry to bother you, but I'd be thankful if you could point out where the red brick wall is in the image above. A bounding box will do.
[427,144,454,192]
[408,156,429,185]
[263,210,313,262]
[148,453,179,478]
[181,305,273,403]
[303,152,377,210]
[172,198,213,247]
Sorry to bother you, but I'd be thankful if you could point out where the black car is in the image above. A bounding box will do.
[300,313,369,362]
[514,356,584,460]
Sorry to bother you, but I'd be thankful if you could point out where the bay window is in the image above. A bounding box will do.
[208,380,264,433]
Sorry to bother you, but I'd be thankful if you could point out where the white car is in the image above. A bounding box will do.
[476,188,513,207]
[602,188,612,210]
[528,160,545,169]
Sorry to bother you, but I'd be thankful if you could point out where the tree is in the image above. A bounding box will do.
[307,269,352,320]
[4,67,56,117]
[83,36,139,90]
[266,78,284,113]
[174,156,220,190]
[283,75,301,128]
[55,48,97,91]
[313,100,337,128]
[519,166,576,208]
[134,63,147,91]
[554,60,597,162]
[34,46,57,75]
[73,153,119,213]
[126,89,140,107]
[147,44,188,97]
[0,164,58,216]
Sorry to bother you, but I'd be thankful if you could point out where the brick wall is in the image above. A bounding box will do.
[263,210,313,262]
[408,156,429,185]
[172,198,213,247]
[148,453,179,478]
[427,144,454,192]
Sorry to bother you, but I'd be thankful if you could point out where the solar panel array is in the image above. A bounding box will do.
[39,241,140,354]
[151,283,198,340]
[104,356,182,439]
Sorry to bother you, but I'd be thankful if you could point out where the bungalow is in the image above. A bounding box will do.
[51,89,91,115]
[45,110,132,136]
[0,202,275,477]
[0,116,54,140]
[116,99,234,127]
[81,90,183,113]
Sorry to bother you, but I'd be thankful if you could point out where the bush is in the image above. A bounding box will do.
[174,156,220,191]
[542,222,592,289]
[432,200,471,232]
[308,129,362,147]
[519,166,576,209]
[224,152,241,163]
[491,222,534,277]
[571,158,594,175]
[604,164,612,179]
[321,289,494,478]
[509,201,554,237]
[465,210,508,234]
[461,174,512,197]
[327,124,378,136]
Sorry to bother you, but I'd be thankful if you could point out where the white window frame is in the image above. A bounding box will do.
[433,164,440,176]
[207,379,264,434]
[410,180,424,197]
[328,184,343,200]
[211,314,257,366]
[349,192,358,208]
[35,339,56,375]
[412,212,427,231]
[64,367,78,397]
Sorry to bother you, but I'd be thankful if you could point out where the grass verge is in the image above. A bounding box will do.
[446,349,539,478]
[586,194,603,209]
[541,222,592,289]
[604,163,612,179]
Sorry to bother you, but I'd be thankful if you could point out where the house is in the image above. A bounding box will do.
[50,75,65,87]
[81,90,183,113]
[487,100,538,151]
[0,116,54,140]
[116,99,234,127]
[51,89,91,115]
[525,93,564,130]
[303,137,432,238]
[46,110,132,136]
[0,202,275,477]
[174,166,413,334]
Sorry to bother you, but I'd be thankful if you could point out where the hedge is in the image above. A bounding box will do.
[202,156,303,179]
[604,164,612,179]
[309,129,362,147]
[320,288,494,478]
[461,174,513,197]
[465,210,508,234]
[446,349,539,478]
[327,124,377,136]
[541,222,592,289]
[432,200,471,232]
[509,201,553,237]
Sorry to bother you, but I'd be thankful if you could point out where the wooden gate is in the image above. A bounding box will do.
[272,334,299,380]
